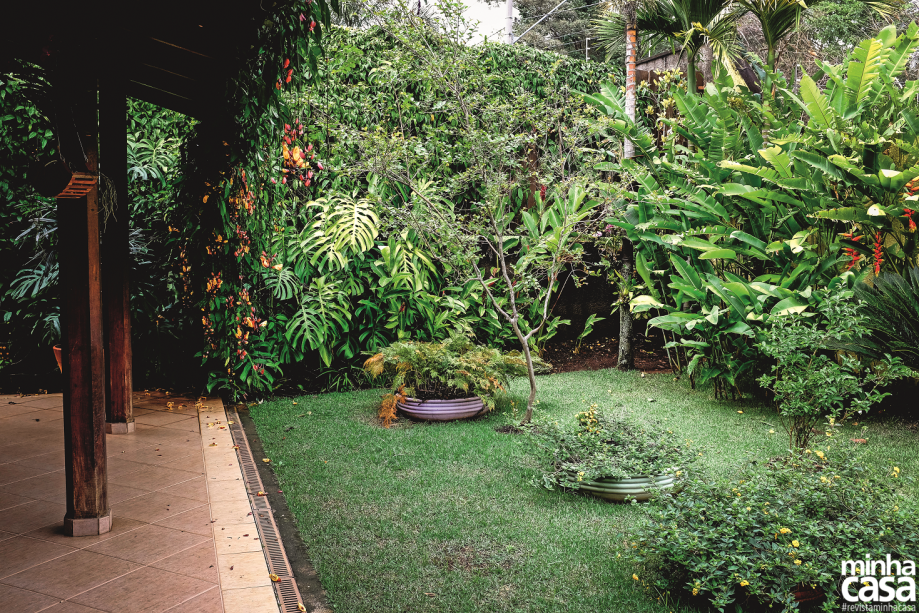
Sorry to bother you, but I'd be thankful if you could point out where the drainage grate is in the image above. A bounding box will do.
[229,409,304,612]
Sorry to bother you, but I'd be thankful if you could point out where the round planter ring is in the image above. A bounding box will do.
[579,474,676,502]
[396,396,486,421]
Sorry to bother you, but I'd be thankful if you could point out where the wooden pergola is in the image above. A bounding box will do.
[4,0,280,536]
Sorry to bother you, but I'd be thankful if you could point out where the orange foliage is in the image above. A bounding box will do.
[379,384,406,429]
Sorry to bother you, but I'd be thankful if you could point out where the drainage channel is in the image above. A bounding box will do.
[229,408,305,613]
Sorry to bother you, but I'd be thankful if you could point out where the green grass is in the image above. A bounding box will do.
[250,369,919,613]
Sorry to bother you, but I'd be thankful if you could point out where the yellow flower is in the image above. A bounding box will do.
[792,540,800,547]
[780,528,791,534]
[737,410,743,414]
[746,507,751,511]
[769,429,775,434]
[805,450,812,454]
[815,451,825,459]
[692,587,699,596]
[633,574,639,581]
[740,580,749,587]
[794,559,802,565]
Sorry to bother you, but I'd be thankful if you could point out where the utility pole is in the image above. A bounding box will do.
[506,0,514,44]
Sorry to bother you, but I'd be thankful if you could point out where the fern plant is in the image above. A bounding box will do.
[363,335,550,410]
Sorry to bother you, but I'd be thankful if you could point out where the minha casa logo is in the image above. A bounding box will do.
[841,555,916,611]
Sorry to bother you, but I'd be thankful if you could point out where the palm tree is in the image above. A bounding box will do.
[731,0,900,71]
[596,0,740,96]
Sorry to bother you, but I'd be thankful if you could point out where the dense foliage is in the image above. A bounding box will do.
[526,405,699,488]
[630,443,919,612]
[588,23,919,397]
[364,335,546,406]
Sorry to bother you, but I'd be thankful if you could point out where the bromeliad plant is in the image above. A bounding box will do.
[363,334,548,415]
[526,405,698,491]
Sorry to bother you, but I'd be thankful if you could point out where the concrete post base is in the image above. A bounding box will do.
[105,420,135,434]
[64,509,113,536]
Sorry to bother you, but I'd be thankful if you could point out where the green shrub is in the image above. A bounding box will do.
[757,283,915,449]
[362,335,546,408]
[629,443,919,612]
[526,406,699,490]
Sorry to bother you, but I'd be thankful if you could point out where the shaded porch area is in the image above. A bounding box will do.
[0,391,282,613]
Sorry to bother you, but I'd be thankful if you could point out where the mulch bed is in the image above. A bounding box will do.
[541,335,674,374]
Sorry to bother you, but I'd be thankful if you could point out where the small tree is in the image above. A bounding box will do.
[756,284,914,450]
[350,0,603,422]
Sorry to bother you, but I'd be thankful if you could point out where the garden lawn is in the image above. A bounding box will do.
[249,369,919,613]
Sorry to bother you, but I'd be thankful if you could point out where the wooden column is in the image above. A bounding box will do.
[59,148,112,535]
[100,72,134,434]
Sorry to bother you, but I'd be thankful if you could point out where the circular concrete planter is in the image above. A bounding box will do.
[396,396,486,421]
[579,474,676,502]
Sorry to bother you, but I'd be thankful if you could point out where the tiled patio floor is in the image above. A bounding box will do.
[0,391,280,613]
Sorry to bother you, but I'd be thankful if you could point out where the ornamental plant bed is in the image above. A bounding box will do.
[525,404,697,502]
[363,335,549,426]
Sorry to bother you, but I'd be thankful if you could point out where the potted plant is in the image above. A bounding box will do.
[363,335,549,425]
[527,406,697,501]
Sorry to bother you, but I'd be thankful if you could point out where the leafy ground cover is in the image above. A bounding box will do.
[249,370,919,612]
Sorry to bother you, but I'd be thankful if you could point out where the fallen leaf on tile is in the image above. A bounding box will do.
[209,443,218,447]
[233,445,240,449]
[270,573,280,582]
[230,566,234,570]
[166,402,174,409]
[262,458,271,463]
[228,420,235,424]
[298,604,306,612]
[243,534,249,537]
[219,427,226,430]
[257,491,266,496]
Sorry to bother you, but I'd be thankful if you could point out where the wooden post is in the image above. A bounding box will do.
[59,147,111,535]
[100,72,134,434]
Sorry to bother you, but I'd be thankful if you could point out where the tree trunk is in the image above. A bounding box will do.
[624,21,637,159]
[687,51,698,96]
[513,321,538,423]
[617,244,635,370]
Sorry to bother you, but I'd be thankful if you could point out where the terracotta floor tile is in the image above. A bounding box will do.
[17,396,63,410]
[153,505,214,537]
[0,536,76,579]
[109,465,201,491]
[159,453,205,474]
[110,491,204,524]
[0,491,39,511]
[0,442,55,464]
[151,540,219,583]
[0,470,67,504]
[0,404,45,419]
[105,438,154,456]
[16,450,67,472]
[70,565,215,613]
[118,443,197,467]
[162,585,223,613]
[204,480,248,503]
[158,477,208,502]
[0,583,61,613]
[0,461,52,485]
[134,412,197,428]
[159,420,201,434]
[107,483,150,505]
[25,516,147,548]
[217,551,272,590]
[0,550,141,600]
[221,585,278,613]
[4,409,66,426]
[0,530,15,543]
[39,601,108,612]
[85,523,208,565]
[213,523,261,556]
[204,460,244,483]
[104,457,149,479]
[0,499,66,534]
[208,499,253,525]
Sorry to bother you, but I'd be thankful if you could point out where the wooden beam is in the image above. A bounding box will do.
[100,71,135,435]
[59,147,111,535]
